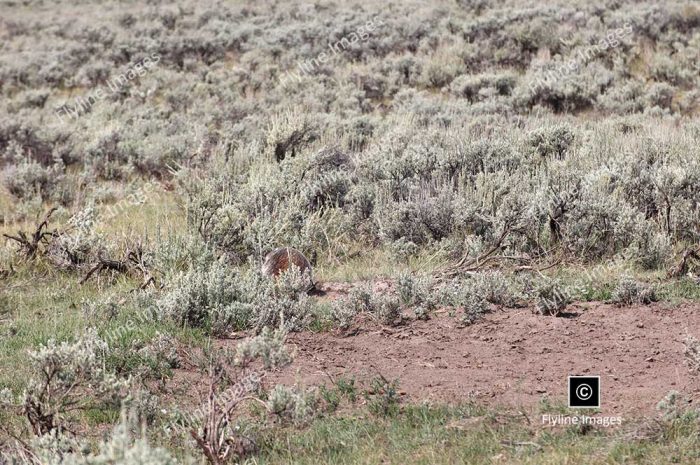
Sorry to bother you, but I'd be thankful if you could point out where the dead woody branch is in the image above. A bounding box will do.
[80,243,157,289]
[2,208,59,259]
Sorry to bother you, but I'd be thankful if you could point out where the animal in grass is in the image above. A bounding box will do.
[261,247,315,289]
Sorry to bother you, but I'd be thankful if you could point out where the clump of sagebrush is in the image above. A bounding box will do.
[449,71,517,101]
[184,152,345,266]
[265,110,317,162]
[329,284,373,329]
[1,147,65,201]
[629,229,671,271]
[397,272,436,310]
[387,237,419,263]
[156,257,314,335]
[413,305,429,321]
[534,277,570,316]
[298,145,353,211]
[435,278,487,325]
[152,232,217,279]
[251,265,314,332]
[46,207,103,270]
[347,285,373,313]
[19,329,130,436]
[519,67,599,113]
[374,189,456,250]
[610,276,657,306]
[656,391,696,422]
[139,333,180,371]
[435,272,524,325]
[330,298,357,330]
[267,385,318,425]
[630,390,699,443]
[107,332,181,388]
[684,335,700,374]
[330,283,405,327]
[234,327,291,370]
[440,272,518,307]
[371,294,402,326]
[27,408,178,465]
[470,271,519,307]
[177,328,292,464]
[460,293,490,326]
[526,124,575,159]
[81,293,121,322]
[156,258,255,335]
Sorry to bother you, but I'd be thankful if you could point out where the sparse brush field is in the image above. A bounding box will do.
[1,0,700,463]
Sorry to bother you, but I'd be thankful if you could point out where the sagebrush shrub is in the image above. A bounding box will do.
[22,330,129,435]
[299,145,353,211]
[28,409,177,465]
[610,276,657,306]
[413,305,429,321]
[330,298,357,329]
[347,285,373,314]
[156,259,252,334]
[450,72,517,101]
[47,207,104,270]
[172,328,293,463]
[435,272,522,325]
[2,157,64,201]
[527,124,575,160]
[265,110,317,162]
[157,258,313,334]
[471,271,518,307]
[152,232,217,278]
[656,391,695,422]
[267,385,318,424]
[376,198,442,246]
[132,332,180,383]
[534,278,570,316]
[684,335,700,374]
[370,294,402,326]
[396,272,435,309]
[460,293,490,326]
[235,327,291,369]
[387,237,419,262]
[251,266,314,332]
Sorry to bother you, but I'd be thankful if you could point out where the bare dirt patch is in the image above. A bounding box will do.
[271,301,700,418]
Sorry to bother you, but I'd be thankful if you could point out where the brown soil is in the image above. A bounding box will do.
[270,301,700,418]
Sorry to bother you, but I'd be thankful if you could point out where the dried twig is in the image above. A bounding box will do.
[0,423,40,464]
[79,256,130,284]
[437,227,563,279]
[500,440,542,450]
[2,208,58,259]
[79,243,157,289]
[188,363,262,464]
[451,227,511,271]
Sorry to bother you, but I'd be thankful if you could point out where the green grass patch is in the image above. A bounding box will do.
[252,404,700,465]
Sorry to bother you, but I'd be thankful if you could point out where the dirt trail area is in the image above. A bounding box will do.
[272,299,700,418]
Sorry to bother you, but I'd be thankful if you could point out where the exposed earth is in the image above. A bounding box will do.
[172,281,700,420]
[273,298,700,418]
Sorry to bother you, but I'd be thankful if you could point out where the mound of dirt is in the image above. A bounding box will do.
[272,302,700,417]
